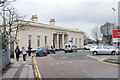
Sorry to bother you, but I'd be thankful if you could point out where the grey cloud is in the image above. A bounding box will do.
[12,0,118,38]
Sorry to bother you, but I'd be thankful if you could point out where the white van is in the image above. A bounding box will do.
[64,44,77,53]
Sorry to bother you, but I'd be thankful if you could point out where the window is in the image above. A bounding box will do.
[45,36,47,46]
[28,35,32,46]
[71,38,73,44]
[79,38,81,47]
[68,45,70,47]
[97,46,102,49]
[103,46,109,49]
[37,36,40,47]
[75,38,77,45]
[65,45,67,48]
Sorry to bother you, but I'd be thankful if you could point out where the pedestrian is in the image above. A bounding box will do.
[28,46,32,56]
[22,47,27,61]
[15,46,20,61]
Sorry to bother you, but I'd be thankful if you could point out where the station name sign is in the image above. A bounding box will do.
[55,31,67,34]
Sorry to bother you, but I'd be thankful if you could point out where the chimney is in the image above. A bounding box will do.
[31,15,38,23]
[49,19,55,26]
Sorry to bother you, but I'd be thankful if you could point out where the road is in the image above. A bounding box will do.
[35,50,118,79]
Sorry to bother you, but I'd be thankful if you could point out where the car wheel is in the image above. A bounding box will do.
[93,51,98,55]
[111,51,115,55]
[76,50,77,52]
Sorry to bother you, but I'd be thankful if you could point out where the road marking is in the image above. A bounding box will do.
[33,56,42,80]
[87,55,118,66]
[68,62,72,64]
[87,55,101,61]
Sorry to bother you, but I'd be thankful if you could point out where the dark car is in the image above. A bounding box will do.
[36,47,47,57]
[45,47,56,54]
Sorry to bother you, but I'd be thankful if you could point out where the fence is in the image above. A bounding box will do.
[0,32,2,78]
[0,32,10,74]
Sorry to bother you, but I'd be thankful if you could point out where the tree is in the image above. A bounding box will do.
[92,26,101,45]
[84,33,94,45]
[0,3,29,51]
[100,22,113,45]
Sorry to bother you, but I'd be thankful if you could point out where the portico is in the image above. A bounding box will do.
[52,32,68,49]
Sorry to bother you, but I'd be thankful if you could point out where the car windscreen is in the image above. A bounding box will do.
[37,47,45,50]
[103,46,109,49]
[48,47,51,49]
[96,46,102,49]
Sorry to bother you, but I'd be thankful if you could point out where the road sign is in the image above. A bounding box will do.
[113,30,120,42]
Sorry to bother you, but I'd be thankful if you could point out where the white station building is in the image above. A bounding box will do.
[17,15,84,50]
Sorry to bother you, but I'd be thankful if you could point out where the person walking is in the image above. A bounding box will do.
[22,47,27,61]
[28,46,32,56]
[15,46,20,61]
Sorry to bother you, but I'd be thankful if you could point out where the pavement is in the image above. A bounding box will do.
[103,55,120,64]
[1,54,35,80]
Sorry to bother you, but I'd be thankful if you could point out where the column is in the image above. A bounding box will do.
[62,34,64,49]
[52,33,53,47]
[57,34,59,49]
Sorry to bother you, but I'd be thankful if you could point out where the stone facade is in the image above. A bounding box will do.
[17,16,84,50]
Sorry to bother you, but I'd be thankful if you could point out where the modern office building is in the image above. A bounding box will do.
[17,15,84,50]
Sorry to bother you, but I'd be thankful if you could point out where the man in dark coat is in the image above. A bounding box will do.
[15,46,20,61]
[28,46,32,56]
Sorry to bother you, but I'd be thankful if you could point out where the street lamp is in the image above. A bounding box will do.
[112,8,117,56]
[112,8,115,29]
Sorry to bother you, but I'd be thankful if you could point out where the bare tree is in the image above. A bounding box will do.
[0,3,29,57]
[100,22,113,45]
[1,3,29,43]
[92,26,101,45]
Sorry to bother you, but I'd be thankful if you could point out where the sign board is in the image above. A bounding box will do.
[113,30,120,42]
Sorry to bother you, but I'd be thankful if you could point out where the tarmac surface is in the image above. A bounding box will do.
[35,51,118,79]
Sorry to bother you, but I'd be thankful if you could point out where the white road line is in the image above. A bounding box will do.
[68,62,72,64]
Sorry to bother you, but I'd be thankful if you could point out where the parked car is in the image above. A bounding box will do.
[90,45,116,55]
[36,47,47,57]
[84,44,97,50]
[45,47,56,54]
[64,44,77,53]
[110,46,120,55]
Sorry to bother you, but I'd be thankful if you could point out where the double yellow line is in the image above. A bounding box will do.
[33,56,42,80]
[87,55,118,66]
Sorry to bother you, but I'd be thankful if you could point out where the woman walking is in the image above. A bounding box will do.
[22,47,27,61]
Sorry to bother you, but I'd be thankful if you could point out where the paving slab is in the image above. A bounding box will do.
[2,54,34,79]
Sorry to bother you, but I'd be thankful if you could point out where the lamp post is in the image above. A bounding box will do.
[112,8,117,56]
[112,8,115,29]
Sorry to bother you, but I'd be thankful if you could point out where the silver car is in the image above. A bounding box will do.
[90,45,116,55]
[84,44,97,50]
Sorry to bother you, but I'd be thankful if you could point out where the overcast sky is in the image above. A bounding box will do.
[12,0,119,39]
